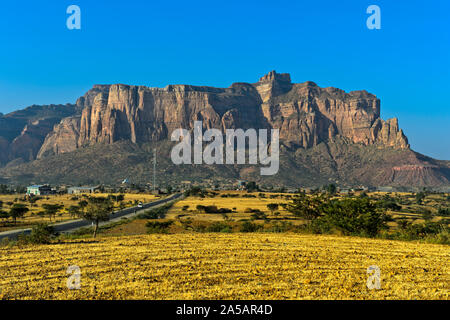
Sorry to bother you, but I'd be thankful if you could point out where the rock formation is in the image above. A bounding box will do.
[0,104,78,165]
[36,71,409,158]
[1,71,447,188]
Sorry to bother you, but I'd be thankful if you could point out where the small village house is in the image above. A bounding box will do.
[26,185,54,196]
[67,186,100,194]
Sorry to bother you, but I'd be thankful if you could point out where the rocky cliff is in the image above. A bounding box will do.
[36,71,409,158]
[1,71,447,188]
[0,104,79,165]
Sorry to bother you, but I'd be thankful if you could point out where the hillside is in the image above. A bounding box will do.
[1,138,449,189]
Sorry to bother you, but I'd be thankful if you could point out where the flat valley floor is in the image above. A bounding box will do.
[0,233,448,299]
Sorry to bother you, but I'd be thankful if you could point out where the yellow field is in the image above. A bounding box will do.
[166,191,449,228]
[0,193,160,230]
[0,233,448,299]
[167,191,292,222]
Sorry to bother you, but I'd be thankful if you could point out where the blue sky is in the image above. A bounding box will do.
[0,0,449,159]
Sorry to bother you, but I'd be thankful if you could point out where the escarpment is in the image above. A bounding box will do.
[36,71,409,158]
[3,71,447,188]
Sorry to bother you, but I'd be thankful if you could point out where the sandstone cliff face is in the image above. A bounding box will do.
[0,104,78,165]
[37,71,409,157]
[8,119,60,162]
[1,72,449,188]
[37,116,81,159]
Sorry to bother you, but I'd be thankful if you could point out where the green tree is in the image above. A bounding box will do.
[415,192,426,205]
[42,204,63,221]
[78,197,113,238]
[396,218,411,230]
[240,221,260,233]
[422,209,433,221]
[245,181,258,192]
[359,191,369,198]
[78,200,88,209]
[267,203,279,215]
[326,184,337,195]
[320,198,387,237]
[67,205,81,218]
[9,204,29,224]
[284,193,325,220]
[377,194,401,211]
[0,210,9,223]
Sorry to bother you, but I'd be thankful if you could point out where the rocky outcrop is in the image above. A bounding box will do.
[8,119,61,162]
[373,118,409,149]
[0,104,78,165]
[37,71,409,157]
[37,116,81,159]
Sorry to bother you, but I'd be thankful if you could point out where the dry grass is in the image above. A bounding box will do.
[167,191,292,222]
[0,233,448,299]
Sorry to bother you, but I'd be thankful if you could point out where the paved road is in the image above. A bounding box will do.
[0,193,183,240]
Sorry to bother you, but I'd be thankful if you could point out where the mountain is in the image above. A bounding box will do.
[0,104,80,166]
[0,71,449,188]
[36,71,409,156]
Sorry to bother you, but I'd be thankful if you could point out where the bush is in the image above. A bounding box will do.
[137,203,173,219]
[0,237,15,247]
[18,223,56,244]
[180,218,193,230]
[184,187,210,198]
[415,192,426,204]
[308,218,332,234]
[402,221,445,238]
[325,184,337,195]
[396,218,411,230]
[422,209,433,221]
[240,221,261,233]
[196,205,232,214]
[221,194,239,198]
[438,207,450,216]
[207,222,232,233]
[267,221,292,233]
[139,211,159,219]
[386,221,449,244]
[377,195,402,211]
[193,224,207,233]
[250,210,267,220]
[267,203,279,213]
[146,220,174,234]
